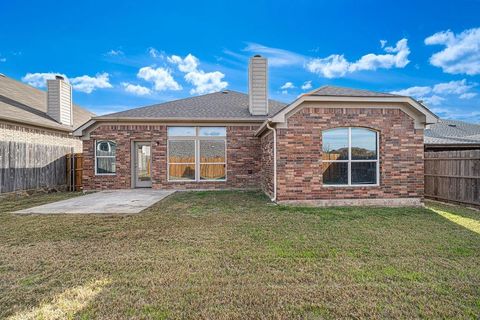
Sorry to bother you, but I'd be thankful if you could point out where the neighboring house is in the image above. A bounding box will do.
[75,56,438,206]
[0,74,93,193]
[424,119,480,151]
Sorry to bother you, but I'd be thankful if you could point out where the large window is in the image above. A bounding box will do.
[322,128,378,186]
[95,140,116,175]
[167,127,226,181]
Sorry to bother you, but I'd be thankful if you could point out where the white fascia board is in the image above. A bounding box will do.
[73,119,96,137]
[270,95,439,125]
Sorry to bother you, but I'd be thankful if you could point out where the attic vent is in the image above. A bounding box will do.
[448,124,457,128]
[221,90,229,94]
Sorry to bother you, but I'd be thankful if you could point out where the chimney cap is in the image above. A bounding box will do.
[55,75,65,81]
[253,54,262,58]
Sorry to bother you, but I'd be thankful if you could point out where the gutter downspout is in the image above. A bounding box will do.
[266,122,277,202]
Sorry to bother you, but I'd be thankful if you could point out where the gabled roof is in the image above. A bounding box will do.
[0,74,94,132]
[255,85,439,136]
[308,85,402,98]
[95,90,287,121]
[425,119,480,145]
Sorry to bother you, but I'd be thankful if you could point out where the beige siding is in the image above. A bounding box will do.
[248,56,268,115]
[47,79,73,125]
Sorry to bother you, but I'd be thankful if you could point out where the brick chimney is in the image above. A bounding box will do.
[248,55,268,115]
[47,75,73,125]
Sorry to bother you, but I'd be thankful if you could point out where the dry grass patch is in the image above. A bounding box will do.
[0,191,479,319]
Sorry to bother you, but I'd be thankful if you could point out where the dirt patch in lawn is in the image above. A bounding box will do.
[0,191,479,319]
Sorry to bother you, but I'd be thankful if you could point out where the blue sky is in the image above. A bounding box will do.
[1,0,480,122]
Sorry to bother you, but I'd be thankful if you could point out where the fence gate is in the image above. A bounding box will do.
[66,153,83,191]
[424,150,480,207]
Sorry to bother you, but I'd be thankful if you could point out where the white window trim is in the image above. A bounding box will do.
[95,140,116,176]
[167,127,227,182]
[322,127,380,187]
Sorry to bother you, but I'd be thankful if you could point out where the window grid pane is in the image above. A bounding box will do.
[167,127,226,181]
[96,141,116,175]
[322,128,378,186]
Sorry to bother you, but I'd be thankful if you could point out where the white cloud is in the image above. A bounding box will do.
[422,95,445,106]
[307,54,350,78]
[121,82,151,96]
[243,43,305,67]
[307,38,410,78]
[390,86,432,97]
[137,66,181,91]
[432,79,476,95]
[105,49,123,56]
[301,81,313,90]
[22,72,112,93]
[168,53,228,94]
[148,47,163,59]
[390,79,477,106]
[70,73,113,93]
[167,54,199,73]
[425,27,480,75]
[460,92,477,99]
[380,40,387,48]
[22,72,67,88]
[280,82,295,90]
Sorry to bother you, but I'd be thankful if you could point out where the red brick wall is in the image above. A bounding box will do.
[83,124,261,190]
[275,106,424,201]
[260,130,274,198]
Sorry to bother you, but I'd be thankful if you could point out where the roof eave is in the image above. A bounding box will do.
[0,115,73,133]
[74,117,267,137]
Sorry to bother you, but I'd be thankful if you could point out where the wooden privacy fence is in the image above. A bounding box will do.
[424,150,480,207]
[0,141,71,194]
[66,153,83,191]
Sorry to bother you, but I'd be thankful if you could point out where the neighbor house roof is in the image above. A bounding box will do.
[0,74,94,132]
[425,119,480,146]
[95,90,287,121]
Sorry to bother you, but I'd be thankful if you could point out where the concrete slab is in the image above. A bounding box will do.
[15,189,175,214]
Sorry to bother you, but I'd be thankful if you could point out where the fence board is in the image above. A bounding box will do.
[0,141,71,194]
[425,150,480,207]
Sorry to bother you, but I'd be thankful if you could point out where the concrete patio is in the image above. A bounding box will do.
[15,189,175,214]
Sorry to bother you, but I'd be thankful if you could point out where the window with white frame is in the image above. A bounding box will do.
[322,127,379,186]
[95,140,116,175]
[167,127,226,181]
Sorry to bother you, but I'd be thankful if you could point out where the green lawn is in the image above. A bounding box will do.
[0,191,479,319]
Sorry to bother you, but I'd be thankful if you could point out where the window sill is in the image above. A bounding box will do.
[322,184,379,188]
[167,179,227,183]
[95,173,116,176]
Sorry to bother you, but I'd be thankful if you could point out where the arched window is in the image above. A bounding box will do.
[322,128,379,186]
[95,140,116,175]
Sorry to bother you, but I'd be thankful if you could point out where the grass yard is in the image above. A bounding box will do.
[0,191,479,319]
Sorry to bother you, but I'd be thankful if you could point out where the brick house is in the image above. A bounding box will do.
[75,56,437,206]
[0,74,93,193]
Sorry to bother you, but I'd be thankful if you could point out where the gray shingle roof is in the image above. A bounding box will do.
[0,74,94,131]
[309,85,402,97]
[425,119,480,145]
[97,90,287,121]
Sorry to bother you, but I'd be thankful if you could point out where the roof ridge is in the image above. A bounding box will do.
[101,90,287,118]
